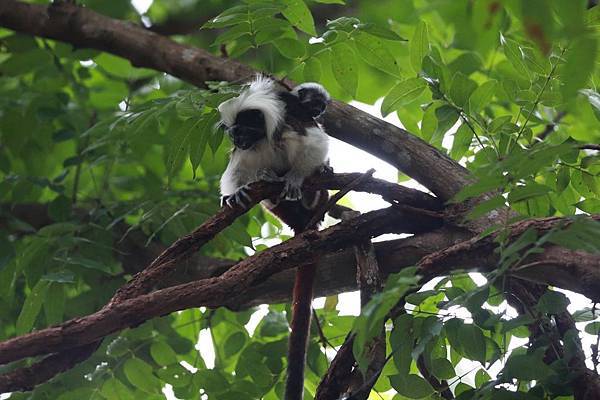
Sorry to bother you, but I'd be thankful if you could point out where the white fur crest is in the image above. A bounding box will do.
[217,76,285,140]
[291,82,330,101]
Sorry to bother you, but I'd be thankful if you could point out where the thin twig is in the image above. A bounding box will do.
[511,47,565,151]
[307,168,376,228]
[312,308,335,351]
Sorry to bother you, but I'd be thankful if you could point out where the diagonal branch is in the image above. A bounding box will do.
[0,206,440,367]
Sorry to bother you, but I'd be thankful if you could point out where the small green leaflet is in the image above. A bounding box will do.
[449,72,478,108]
[331,43,359,97]
[502,36,531,80]
[380,78,426,117]
[358,23,406,41]
[507,183,551,203]
[389,374,434,399]
[43,283,65,325]
[352,31,399,77]
[409,21,429,74]
[562,36,598,101]
[281,0,317,36]
[450,123,473,160]
[16,280,50,335]
[274,38,305,59]
[190,111,220,178]
[468,80,497,114]
[123,358,162,393]
[303,57,322,81]
[150,342,178,366]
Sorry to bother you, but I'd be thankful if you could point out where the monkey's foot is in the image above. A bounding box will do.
[281,175,303,201]
[257,168,284,183]
[222,186,252,209]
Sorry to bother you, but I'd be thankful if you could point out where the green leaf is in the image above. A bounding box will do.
[468,80,497,114]
[353,269,419,369]
[281,0,316,36]
[580,89,600,120]
[508,183,551,203]
[56,255,112,274]
[585,321,600,335]
[48,195,72,222]
[450,123,473,160]
[572,308,598,322]
[303,57,322,81]
[502,37,531,80]
[190,111,220,177]
[466,195,506,221]
[449,72,478,109]
[101,378,134,400]
[358,23,406,41]
[353,32,399,76]
[562,36,598,101]
[150,342,178,366]
[224,331,247,357]
[458,324,486,363]
[448,52,482,76]
[213,23,251,46]
[536,291,570,314]
[557,167,571,193]
[576,199,600,213]
[331,43,359,97]
[0,235,15,272]
[16,280,50,335]
[123,358,161,393]
[410,21,429,74]
[430,358,455,380]
[389,374,435,399]
[475,369,491,387]
[380,78,426,117]
[391,314,414,374]
[503,348,555,381]
[43,282,65,325]
[273,38,305,59]
[166,118,193,180]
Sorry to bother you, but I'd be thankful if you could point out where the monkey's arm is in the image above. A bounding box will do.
[220,151,255,208]
[280,127,329,201]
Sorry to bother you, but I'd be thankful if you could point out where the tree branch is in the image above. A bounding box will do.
[0,206,439,367]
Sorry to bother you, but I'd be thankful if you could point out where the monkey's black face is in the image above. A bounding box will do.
[228,109,267,150]
[297,88,329,117]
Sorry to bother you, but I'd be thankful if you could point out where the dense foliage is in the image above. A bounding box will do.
[1,0,600,399]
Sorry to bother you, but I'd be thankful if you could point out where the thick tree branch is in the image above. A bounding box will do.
[0,206,439,367]
[0,173,441,392]
[419,216,600,302]
[0,0,470,201]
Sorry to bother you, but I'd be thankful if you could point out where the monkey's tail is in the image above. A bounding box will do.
[284,261,317,400]
[268,189,328,400]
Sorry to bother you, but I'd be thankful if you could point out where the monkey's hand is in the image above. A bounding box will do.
[221,185,252,209]
[281,173,303,201]
[257,168,284,183]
